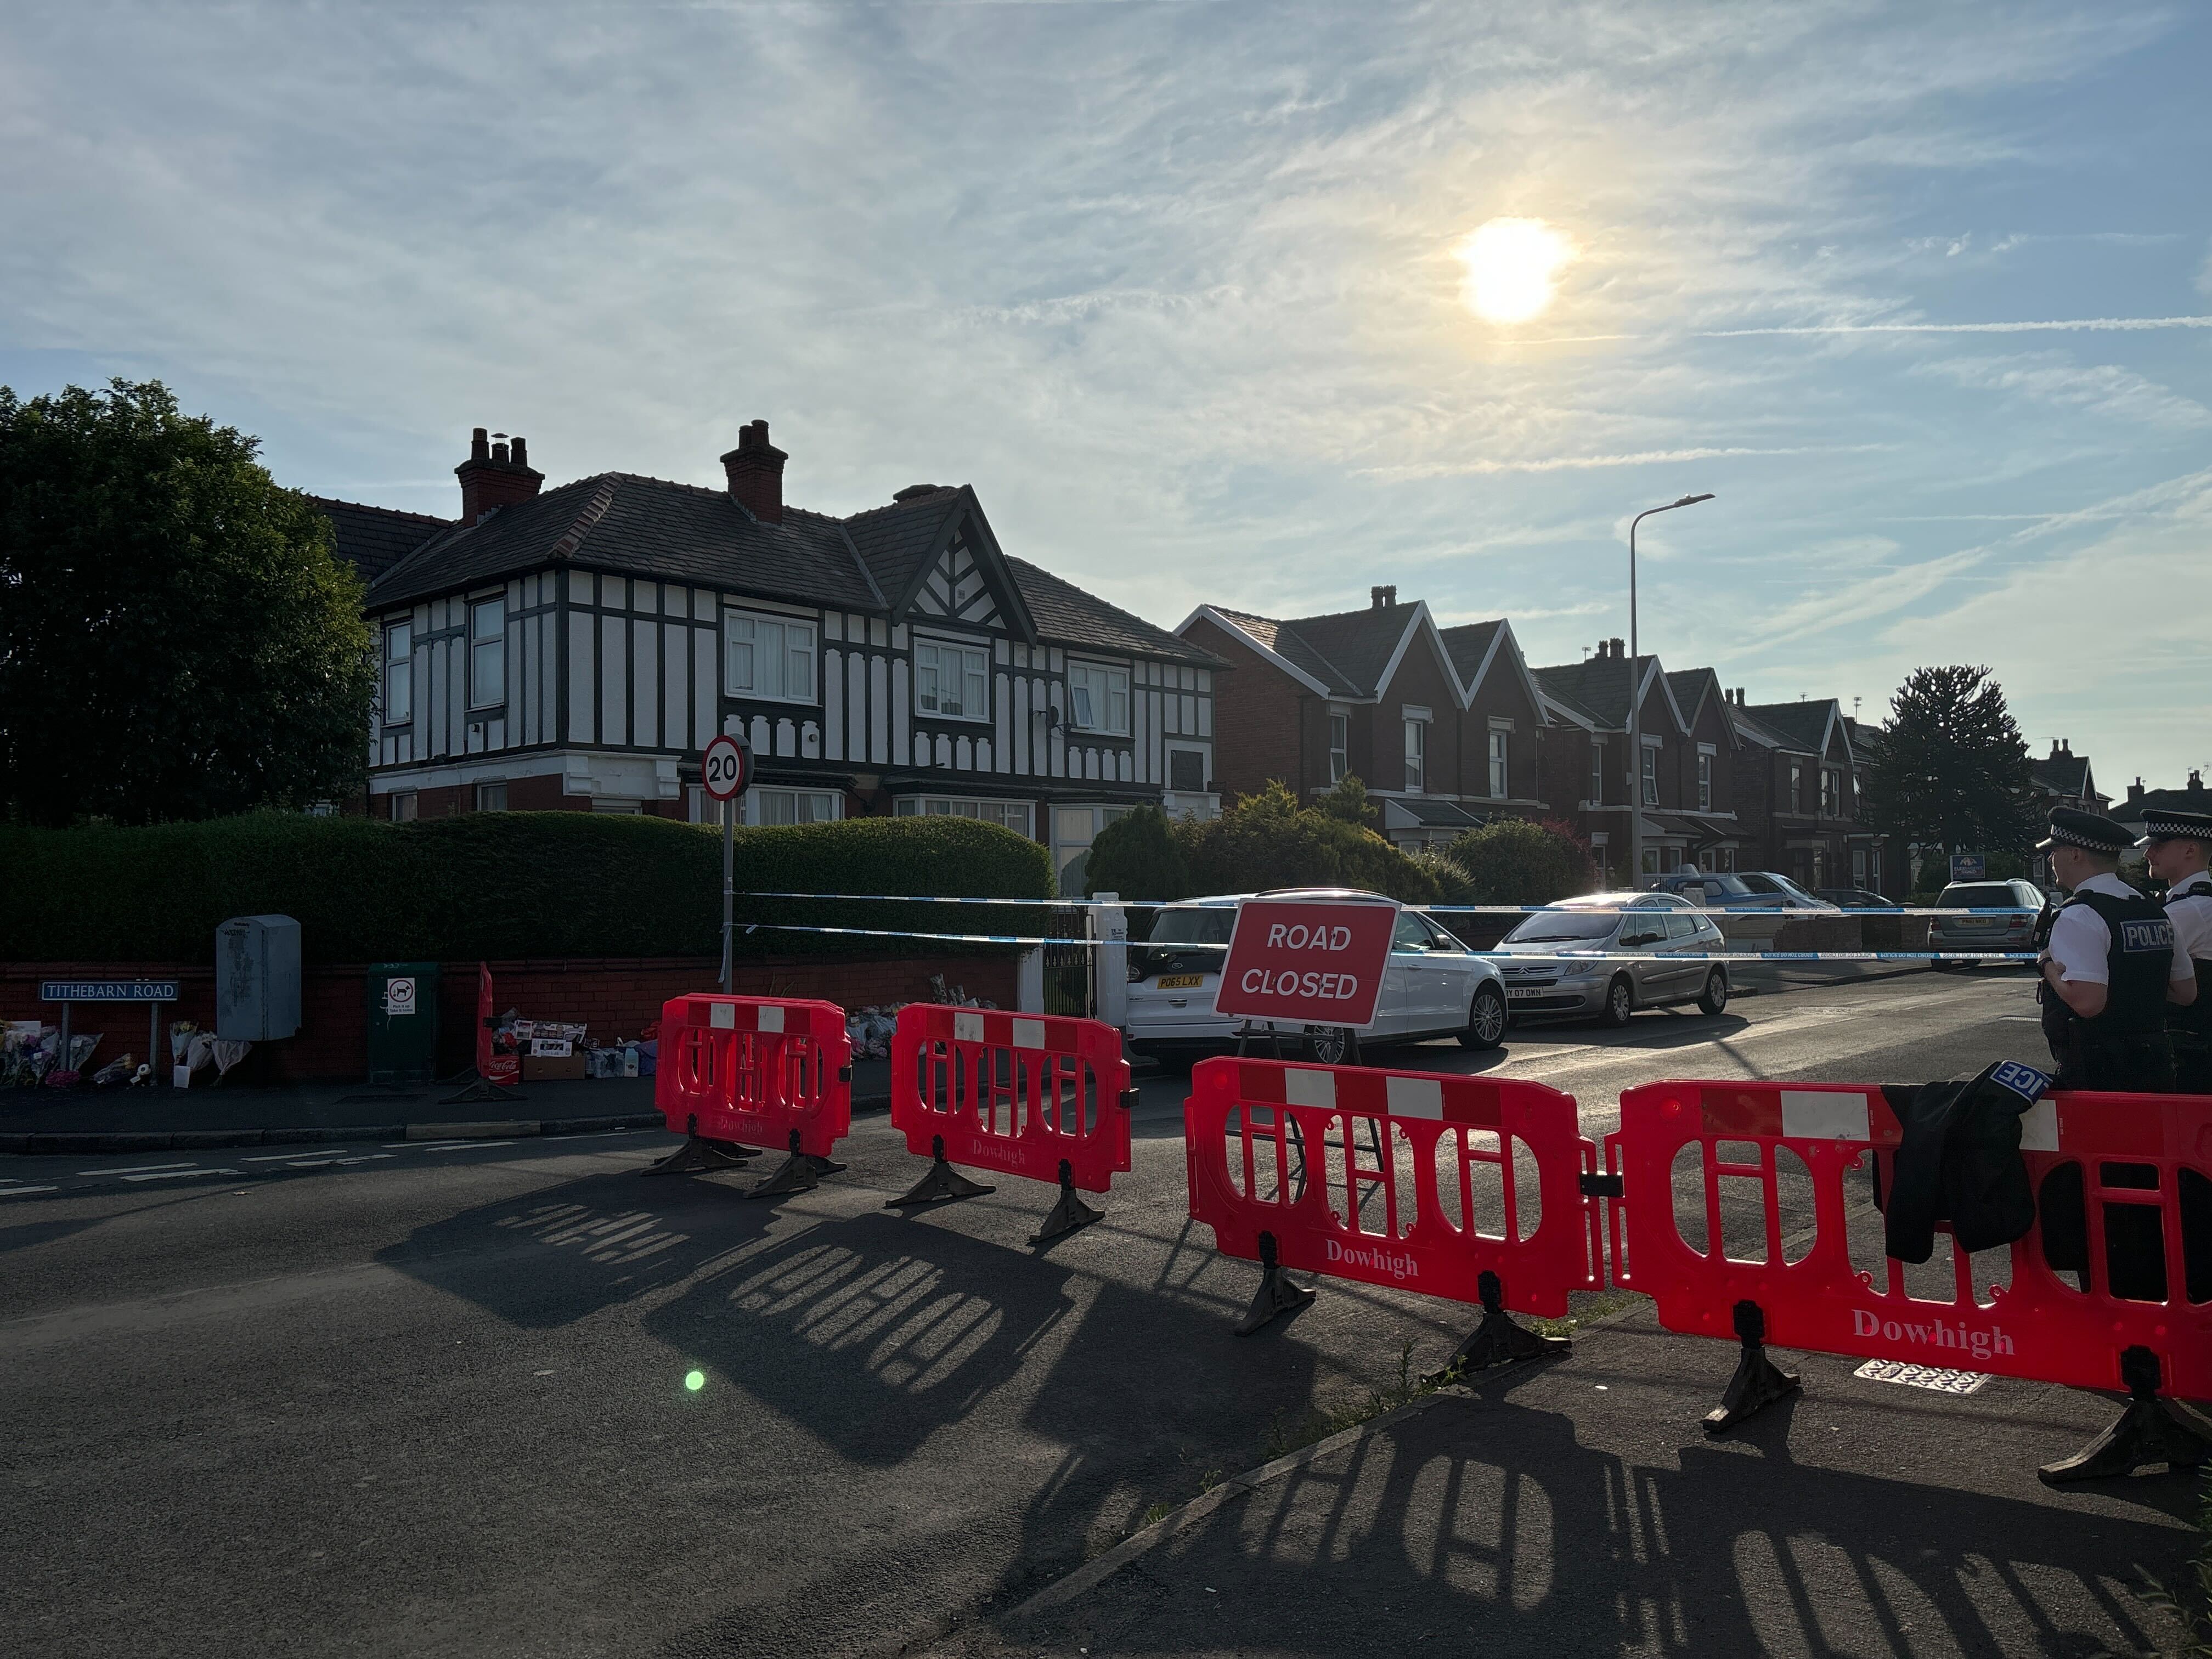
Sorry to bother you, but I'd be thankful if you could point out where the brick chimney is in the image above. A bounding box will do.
[2192,769,2205,792]
[2129,777,2146,805]
[721,419,787,523]
[1370,585,1400,611]
[455,427,543,523]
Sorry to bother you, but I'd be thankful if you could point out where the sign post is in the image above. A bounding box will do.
[1211,894,1398,1055]
[40,979,180,1086]
[701,735,753,993]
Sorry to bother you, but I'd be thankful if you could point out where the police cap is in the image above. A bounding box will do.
[2036,805,2137,855]
[2140,808,2212,846]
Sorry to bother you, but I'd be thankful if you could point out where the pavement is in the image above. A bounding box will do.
[5,966,2185,1659]
[0,1059,894,1153]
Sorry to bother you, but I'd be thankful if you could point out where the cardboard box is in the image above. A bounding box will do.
[523,1052,588,1081]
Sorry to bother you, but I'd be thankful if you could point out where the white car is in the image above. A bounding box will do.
[1122,888,1510,1064]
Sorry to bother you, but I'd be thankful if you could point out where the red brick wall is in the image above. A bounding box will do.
[1182,618,1310,804]
[1,954,1017,1085]
[380,772,685,821]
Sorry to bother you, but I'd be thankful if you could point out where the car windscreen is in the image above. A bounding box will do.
[1501,910,1618,943]
[1937,884,2025,909]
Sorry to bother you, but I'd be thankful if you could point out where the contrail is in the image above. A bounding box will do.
[1362,442,1892,479]
[1516,315,2212,344]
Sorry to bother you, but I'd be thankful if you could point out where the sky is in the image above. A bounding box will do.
[4,1,2208,794]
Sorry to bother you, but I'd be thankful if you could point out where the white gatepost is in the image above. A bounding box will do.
[1016,948,1046,1014]
[1092,891,1129,1029]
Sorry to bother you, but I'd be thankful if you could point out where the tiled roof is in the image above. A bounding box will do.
[1284,605,1417,697]
[1385,797,1486,830]
[844,488,968,604]
[2032,751,2094,797]
[1204,606,1361,695]
[2115,780,2212,825]
[360,470,1212,664]
[1008,557,1221,665]
[1743,699,1834,755]
[1533,657,1643,729]
[313,497,452,585]
[367,472,885,612]
[1438,619,1504,687]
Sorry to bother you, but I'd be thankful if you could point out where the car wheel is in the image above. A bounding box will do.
[1304,1025,1352,1065]
[1697,969,1729,1016]
[1600,975,1634,1029]
[1459,985,1508,1051]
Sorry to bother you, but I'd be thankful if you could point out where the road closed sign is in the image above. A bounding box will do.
[1213,894,1398,1028]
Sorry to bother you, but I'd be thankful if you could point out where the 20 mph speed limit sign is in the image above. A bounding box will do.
[701,735,752,802]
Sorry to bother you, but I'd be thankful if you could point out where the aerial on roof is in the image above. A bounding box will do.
[354,430,1215,666]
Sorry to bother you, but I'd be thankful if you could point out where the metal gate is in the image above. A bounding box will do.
[1042,902,1094,1018]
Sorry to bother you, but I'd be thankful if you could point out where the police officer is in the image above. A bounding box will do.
[2143,808,2212,1093]
[2036,806,2197,1091]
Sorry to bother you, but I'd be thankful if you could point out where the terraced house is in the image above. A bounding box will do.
[318,422,1221,893]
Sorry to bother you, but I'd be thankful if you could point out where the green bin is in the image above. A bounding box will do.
[365,962,441,1087]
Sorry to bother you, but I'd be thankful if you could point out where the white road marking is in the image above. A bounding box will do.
[80,1162,195,1176]
[0,1185,59,1197]
[121,1167,239,1182]
[418,1139,516,1150]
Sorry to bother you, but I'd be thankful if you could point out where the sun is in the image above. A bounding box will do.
[1456,218,1572,325]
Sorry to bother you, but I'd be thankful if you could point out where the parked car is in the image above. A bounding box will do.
[1815,887,1900,910]
[1926,878,2051,968]
[1489,891,1731,1028]
[1642,870,1839,911]
[1123,889,1509,1064]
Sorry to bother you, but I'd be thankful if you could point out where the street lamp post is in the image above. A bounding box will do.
[1625,493,1714,886]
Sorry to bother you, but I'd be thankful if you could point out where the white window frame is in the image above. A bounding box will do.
[1788,760,1804,814]
[915,635,991,723]
[469,597,505,710]
[744,787,844,827]
[1328,710,1350,784]
[1066,659,1131,736]
[475,780,507,812]
[1589,738,1604,806]
[1165,746,1208,794]
[1641,740,1660,807]
[1696,747,1714,812]
[895,795,1035,837]
[1403,716,1426,794]
[388,791,417,822]
[1487,727,1509,799]
[384,621,413,726]
[1821,766,1839,817]
[724,607,819,705]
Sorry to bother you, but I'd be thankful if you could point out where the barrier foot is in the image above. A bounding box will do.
[885,1135,996,1209]
[440,1074,526,1106]
[744,1128,847,1201]
[641,1113,760,1177]
[1703,1299,1801,1435]
[1029,1159,1103,1246]
[1235,1231,1316,1336]
[2039,1346,2212,1485]
[1427,1271,1568,1383]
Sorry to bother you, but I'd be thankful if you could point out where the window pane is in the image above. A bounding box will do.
[1071,682,1093,727]
[789,636,814,702]
[966,662,988,717]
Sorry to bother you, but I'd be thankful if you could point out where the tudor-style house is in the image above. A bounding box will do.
[1177,588,1553,849]
[320,422,1222,894]
[1531,641,1745,884]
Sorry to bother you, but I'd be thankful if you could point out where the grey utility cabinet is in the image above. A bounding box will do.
[216,915,302,1041]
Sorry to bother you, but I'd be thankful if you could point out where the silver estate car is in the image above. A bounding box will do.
[1489,891,1732,1027]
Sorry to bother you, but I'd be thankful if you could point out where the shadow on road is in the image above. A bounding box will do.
[1030,1393,2189,1657]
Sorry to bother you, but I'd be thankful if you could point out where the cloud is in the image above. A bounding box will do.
[1359,443,1895,479]
[1700,315,2212,337]
[1912,353,2211,428]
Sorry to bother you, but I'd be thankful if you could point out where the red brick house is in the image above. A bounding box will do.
[318,423,1222,894]
[1730,694,1885,893]
[1177,588,1550,849]
[1531,641,1746,883]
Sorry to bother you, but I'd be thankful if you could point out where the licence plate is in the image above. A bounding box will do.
[1156,974,1204,990]
[1507,987,1550,1001]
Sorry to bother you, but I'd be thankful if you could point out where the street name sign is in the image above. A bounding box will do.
[1212,894,1398,1027]
[40,980,180,1002]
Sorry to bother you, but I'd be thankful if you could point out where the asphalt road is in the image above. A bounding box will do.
[2,969,2068,1658]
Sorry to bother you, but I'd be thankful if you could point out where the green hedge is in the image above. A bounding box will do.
[0,811,1053,963]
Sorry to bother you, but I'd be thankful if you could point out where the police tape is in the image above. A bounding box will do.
[737,921,2034,963]
[735,889,2043,918]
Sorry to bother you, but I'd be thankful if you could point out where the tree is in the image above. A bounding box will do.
[0,380,376,825]
[1314,772,1379,829]
[1863,666,2039,856]
[1442,817,1597,905]
[1084,804,1193,900]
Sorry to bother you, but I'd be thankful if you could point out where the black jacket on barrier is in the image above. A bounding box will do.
[1880,1059,2053,1263]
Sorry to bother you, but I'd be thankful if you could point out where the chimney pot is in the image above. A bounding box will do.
[720,418,789,523]
[1384,585,1397,607]
[1371,586,1386,611]
[2192,769,2204,791]
[456,422,544,523]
